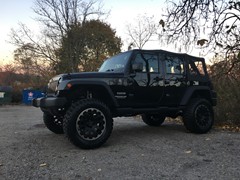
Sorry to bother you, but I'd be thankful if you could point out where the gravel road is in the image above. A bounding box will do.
[0,105,239,180]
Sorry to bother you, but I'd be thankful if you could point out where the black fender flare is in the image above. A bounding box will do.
[58,80,119,107]
[180,86,212,106]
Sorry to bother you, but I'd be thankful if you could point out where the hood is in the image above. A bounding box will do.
[61,72,124,80]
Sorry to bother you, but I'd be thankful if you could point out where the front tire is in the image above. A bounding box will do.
[63,99,113,149]
[183,98,214,134]
[43,113,64,134]
[142,114,165,126]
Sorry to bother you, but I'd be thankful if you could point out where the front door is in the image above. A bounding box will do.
[127,52,165,107]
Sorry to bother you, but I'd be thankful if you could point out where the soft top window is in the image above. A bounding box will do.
[133,53,159,73]
[165,56,184,74]
[189,59,205,76]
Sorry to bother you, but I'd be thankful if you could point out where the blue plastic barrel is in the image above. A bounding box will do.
[22,90,45,105]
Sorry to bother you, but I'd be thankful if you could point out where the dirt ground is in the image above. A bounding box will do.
[0,105,239,180]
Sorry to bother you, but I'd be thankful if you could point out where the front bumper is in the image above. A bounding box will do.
[32,97,67,108]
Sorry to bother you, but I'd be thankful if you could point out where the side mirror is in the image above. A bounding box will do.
[132,63,143,72]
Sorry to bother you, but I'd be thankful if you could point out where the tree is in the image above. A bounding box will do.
[56,20,122,73]
[0,64,17,86]
[10,23,58,68]
[161,0,240,66]
[209,54,240,125]
[126,15,158,49]
[80,20,122,71]
[55,24,85,73]
[10,0,108,74]
[33,0,107,38]
[14,44,53,80]
[14,44,36,75]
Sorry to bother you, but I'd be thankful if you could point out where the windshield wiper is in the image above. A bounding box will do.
[106,69,114,72]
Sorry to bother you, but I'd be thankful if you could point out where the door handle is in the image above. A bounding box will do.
[165,80,170,84]
[153,77,163,81]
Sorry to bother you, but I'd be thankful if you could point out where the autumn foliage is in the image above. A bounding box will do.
[0,64,47,103]
[209,55,240,126]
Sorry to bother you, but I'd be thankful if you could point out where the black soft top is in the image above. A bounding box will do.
[129,49,205,62]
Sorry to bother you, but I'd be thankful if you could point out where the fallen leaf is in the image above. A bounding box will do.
[39,163,47,167]
[206,138,211,141]
[197,39,208,46]
[98,168,102,172]
[185,150,192,154]
[159,19,165,28]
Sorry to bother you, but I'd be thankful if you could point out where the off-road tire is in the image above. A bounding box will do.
[43,113,64,134]
[183,98,214,134]
[142,114,166,126]
[63,99,113,149]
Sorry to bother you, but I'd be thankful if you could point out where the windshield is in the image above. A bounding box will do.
[98,51,131,72]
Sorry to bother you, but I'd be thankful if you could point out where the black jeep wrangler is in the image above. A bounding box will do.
[33,49,217,149]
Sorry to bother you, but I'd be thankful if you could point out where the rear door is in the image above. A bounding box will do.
[162,53,188,106]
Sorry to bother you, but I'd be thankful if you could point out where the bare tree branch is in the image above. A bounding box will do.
[9,0,108,74]
[126,15,158,49]
[162,0,240,60]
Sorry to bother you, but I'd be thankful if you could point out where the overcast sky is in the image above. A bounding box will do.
[0,0,166,64]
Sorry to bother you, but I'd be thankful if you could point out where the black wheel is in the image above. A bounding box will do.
[43,113,64,134]
[183,98,214,134]
[63,99,113,149]
[142,114,166,126]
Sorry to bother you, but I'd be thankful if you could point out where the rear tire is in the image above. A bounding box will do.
[63,99,113,149]
[43,113,64,134]
[142,114,165,126]
[183,98,214,134]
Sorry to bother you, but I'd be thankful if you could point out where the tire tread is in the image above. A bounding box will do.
[63,99,113,149]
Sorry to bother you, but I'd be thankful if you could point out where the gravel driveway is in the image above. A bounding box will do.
[0,105,239,180]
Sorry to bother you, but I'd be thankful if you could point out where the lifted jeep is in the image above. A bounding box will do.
[33,49,217,149]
